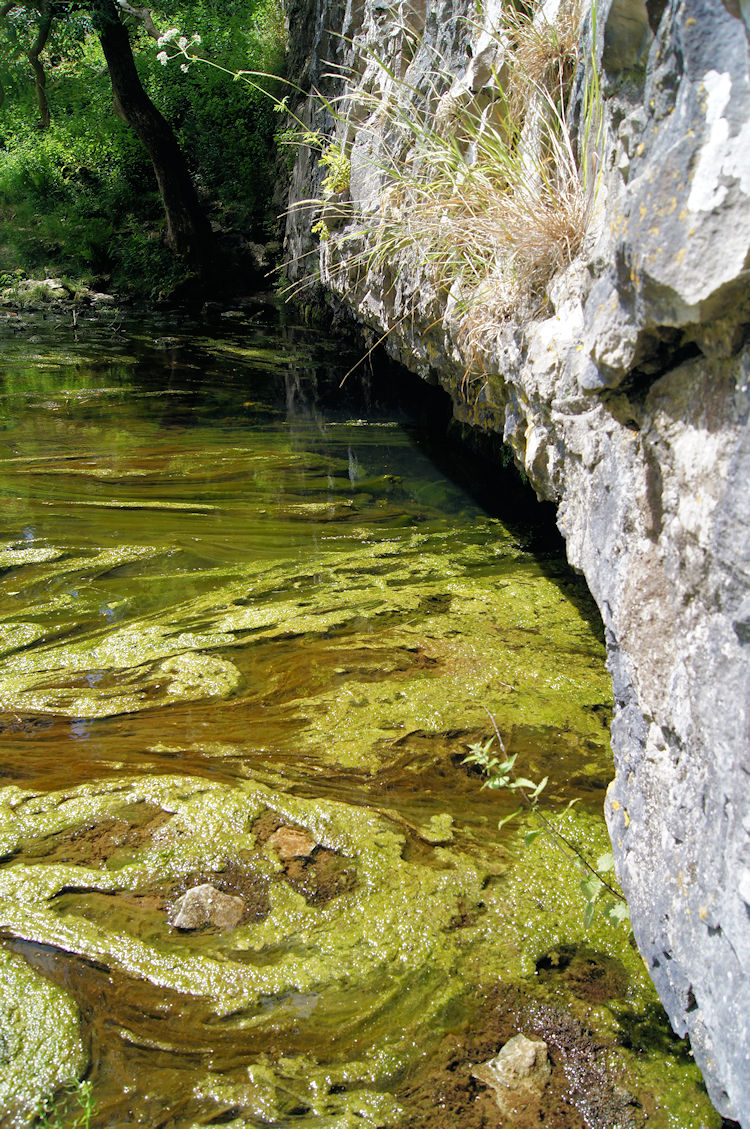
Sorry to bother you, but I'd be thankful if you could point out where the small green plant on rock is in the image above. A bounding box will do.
[318,140,351,196]
[36,1079,94,1129]
[464,711,629,929]
[297,131,351,241]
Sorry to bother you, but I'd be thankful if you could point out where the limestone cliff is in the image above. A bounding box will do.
[284,0,750,1121]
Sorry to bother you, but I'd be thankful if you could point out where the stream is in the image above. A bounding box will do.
[0,307,719,1129]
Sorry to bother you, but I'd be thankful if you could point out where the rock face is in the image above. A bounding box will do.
[285,0,750,1121]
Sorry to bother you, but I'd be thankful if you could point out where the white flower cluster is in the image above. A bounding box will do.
[156,29,201,67]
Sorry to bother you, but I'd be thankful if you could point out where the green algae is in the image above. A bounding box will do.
[0,948,87,1127]
[0,528,610,758]
[0,773,506,1123]
[0,774,498,1018]
[0,770,721,1128]
[0,318,721,1128]
[192,1055,401,1127]
[0,543,65,569]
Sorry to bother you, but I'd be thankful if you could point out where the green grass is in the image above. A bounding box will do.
[36,1079,94,1129]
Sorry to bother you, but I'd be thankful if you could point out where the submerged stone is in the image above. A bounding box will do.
[267,826,317,861]
[171,884,245,931]
[472,1033,551,1114]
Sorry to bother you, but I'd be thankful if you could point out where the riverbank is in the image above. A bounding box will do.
[283,0,750,1119]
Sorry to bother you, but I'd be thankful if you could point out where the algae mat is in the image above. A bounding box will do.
[0,314,718,1128]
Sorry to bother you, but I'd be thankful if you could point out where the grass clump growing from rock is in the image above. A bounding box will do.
[289,0,600,343]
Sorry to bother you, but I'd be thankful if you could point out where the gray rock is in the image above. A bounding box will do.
[472,1034,551,1113]
[170,884,244,931]
[285,0,750,1120]
[17,278,68,301]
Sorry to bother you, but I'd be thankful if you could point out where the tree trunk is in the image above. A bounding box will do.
[28,0,53,129]
[90,0,213,265]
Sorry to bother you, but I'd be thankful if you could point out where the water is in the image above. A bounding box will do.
[0,309,718,1128]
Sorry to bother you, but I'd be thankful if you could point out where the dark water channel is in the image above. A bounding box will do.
[0,309,718,1128]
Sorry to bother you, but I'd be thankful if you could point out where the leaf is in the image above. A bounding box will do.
[486,774,510,790]
[583,900,595,929]
[530,776,548,799]
[524,829,542,846]
[596,852,615,872]
[605,901,630,926]
[497,807,522,831]
[580,874,604,901]
[510,777,537,791]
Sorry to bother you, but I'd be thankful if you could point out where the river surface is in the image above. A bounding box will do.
[0,309,719,1129]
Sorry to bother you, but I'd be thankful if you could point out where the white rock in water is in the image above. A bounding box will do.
[472,1033,551,1112]
[170,884,244,930]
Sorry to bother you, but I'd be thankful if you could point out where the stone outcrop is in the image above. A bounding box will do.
[284,0,750,1121]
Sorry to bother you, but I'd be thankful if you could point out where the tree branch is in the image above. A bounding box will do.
[116,0,158,40]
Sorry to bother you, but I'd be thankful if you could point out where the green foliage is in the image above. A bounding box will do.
[464,714,630,930]
[0,101,163,289]
[36,1079,94,1129]
[318,142,351,196]
[147,0,286,230]
[0,0,286,296]
[288,132,350,241]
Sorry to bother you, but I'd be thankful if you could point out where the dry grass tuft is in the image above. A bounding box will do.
[292,0,599,366]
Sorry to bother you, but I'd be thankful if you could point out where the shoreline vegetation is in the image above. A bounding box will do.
[0,0,285,301]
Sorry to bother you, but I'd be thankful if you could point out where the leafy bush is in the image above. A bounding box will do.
[0,0,286,296]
